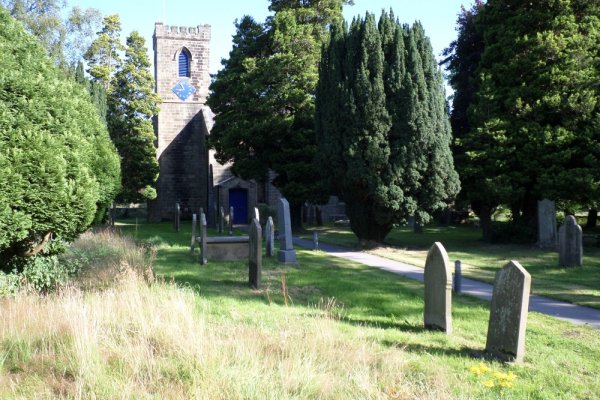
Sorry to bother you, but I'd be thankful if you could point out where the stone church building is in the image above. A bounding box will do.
[148,22,281,224]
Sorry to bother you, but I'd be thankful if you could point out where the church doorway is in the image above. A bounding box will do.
[229,188,248,224]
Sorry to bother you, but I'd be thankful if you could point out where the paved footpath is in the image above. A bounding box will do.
[293,238,600,330]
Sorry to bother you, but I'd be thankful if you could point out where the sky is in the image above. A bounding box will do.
[66,0,473,75]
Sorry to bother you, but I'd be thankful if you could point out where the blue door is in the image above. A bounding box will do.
[229,188,248,224]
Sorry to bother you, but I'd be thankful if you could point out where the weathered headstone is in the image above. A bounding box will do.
[424,242,452,334]
[228,206,234,236]
[199,212,207,265]
[254,207,260,222]
[190,213,197,253]
[486,261,531,363]
[249,218,262,288]
[537,199,557,249]
[109,201,115,227]
[174,202,181,232]
[265,216,275,257]
[277,198,297,263]
[558,215,583,267]
[218,206,225,234]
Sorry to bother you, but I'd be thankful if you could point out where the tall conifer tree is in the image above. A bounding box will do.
[109,31,160,202]
[316,12,459,243]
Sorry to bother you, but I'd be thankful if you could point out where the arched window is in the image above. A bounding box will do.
[178,49,190,77]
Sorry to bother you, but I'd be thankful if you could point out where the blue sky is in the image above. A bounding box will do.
[67,0,472,74]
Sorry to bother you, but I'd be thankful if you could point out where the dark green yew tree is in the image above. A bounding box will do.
[208,1,349,229]
[460,0,600,240]
[0,7,120,266]
[316,12,459,243]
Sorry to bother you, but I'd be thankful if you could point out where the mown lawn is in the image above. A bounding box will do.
[300,223,600,309]
[110,219,600,399]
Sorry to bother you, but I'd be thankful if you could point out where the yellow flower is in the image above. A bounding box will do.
[469,363,490,376]
[483,379,495,388]
[499,380,514,388]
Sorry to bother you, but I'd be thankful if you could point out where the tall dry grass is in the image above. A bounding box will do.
[0,230,451,399]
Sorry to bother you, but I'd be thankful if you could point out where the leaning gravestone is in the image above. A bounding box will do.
[558,215,583,267]
[199,212,208,265]
[424,242,452,334]
[190,213,197,253]
[249,218,262,288]
[277,198,297,263]
[265,216,275,257]
[228,206,234,236]
[174,202,181,232]
[486,261,531,363]
[218,206,225,234]
[537,199,557,249]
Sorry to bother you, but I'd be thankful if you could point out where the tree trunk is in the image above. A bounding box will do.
[587,208,598,228]
[477,206,493,242]
[290,201,303,232]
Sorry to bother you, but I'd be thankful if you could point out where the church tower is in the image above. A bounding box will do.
[150,23,212,221]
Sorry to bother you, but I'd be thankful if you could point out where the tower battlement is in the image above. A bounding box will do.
[154,22,211,40]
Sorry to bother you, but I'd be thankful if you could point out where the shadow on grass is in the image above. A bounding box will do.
[382,340,485,360]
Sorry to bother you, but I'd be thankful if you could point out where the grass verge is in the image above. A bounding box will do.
[300,224,600,309]
[1,221,599,399]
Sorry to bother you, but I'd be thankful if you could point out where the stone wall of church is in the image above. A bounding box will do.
[149,23,212,221]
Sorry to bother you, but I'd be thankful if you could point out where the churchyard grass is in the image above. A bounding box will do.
[2,220,600,399]
[302,224,600,309]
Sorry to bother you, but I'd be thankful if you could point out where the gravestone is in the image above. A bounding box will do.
[486,261,531,363]
[249,218,262,289]
[190,213,197,253]
[109,201,115,227]
[174,202,181,232]
[218,206,225,234]
[537,199,557,249]
[265,216,275,257]
[277,198,297,263]
[199,212,207,265]
[558,215,583,267]
[424,242,452,334]
[253,207,260,223]
[228,206,234,236]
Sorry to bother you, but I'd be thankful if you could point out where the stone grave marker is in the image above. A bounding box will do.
[254,207,260,222]
[199,212,207,265]
[424,242,452,334]
[228,206,234,236]
[537,199,557,249]
[249,218,262,288]
[558,215,583,267]
[190,213,197,253]
[265,216,275,257]
[174,202,181,232]
[218,206,225,234]
[277,198,297,263]
[109,201,115,227]
[486,260,531,363]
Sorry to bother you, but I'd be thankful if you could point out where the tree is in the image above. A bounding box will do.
[441,1,490,236]
[1,0,101,67]
[459,0,600,240]
[315,12,459,243]
[84,14,123,90]
[109,31,160,202]
[208,0,349,229]
[0,7,120,266]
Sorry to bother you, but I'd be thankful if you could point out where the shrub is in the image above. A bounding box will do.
[0,8,120,267]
